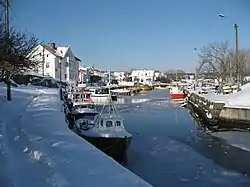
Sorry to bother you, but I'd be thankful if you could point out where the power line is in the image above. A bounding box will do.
[8,3,31,34]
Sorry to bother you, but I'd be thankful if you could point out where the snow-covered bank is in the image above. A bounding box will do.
[0,85,152,187]
[195,83,250,108]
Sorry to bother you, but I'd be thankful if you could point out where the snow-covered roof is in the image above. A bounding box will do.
[29,44,81,62]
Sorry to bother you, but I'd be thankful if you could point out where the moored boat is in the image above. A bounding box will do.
[154,86,169,90]
[110,89,132,96]
[170,86,186,100]
[65,72,132,164]
[85,86,117,104]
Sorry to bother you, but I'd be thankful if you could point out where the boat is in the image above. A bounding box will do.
[170,85,186,100]
[154,86,169,90]
[66,73,132,164]
[63,90,96,129]
[140,85,153,92]
[110,89,133,96]
[85,86,117,104]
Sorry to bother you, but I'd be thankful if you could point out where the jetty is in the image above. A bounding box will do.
[185,83,250,130]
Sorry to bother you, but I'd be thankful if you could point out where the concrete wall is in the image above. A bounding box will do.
[220,107,250,122]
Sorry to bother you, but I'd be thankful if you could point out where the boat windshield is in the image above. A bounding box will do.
[95,88,109,94]
[74,104,95,109]
[74,113,99,120]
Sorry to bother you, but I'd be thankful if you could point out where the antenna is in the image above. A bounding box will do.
[108,70,111,115]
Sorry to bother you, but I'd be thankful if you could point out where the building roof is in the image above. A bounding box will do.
[75,56,81,62]
[43,45,63,58]
[43,45,81,62]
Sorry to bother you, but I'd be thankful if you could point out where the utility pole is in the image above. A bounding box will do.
[42,43,45,76]
[4,0,11,101]
[218,14,240,90]
[59,58,63,100]
[235,23,240,91]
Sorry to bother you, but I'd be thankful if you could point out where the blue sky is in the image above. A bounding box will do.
[11,0,250,72]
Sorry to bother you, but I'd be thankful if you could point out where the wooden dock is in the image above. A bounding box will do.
[185,90,250,130]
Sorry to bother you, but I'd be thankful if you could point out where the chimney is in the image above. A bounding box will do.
[50,42,56,49]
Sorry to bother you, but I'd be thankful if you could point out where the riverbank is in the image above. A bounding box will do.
[0,83,152,187]
[185,83,250,130]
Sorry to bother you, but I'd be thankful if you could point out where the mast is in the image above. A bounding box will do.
[108,70,111,115]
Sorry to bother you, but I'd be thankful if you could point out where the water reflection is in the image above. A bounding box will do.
[116,90,250,187]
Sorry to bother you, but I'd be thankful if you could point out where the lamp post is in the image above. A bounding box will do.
[218,13,240,91]
[193,48,198,91]
[59,58,63,100]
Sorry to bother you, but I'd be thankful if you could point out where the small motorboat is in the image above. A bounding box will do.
[110,89,133,96]
[170,86,186,100]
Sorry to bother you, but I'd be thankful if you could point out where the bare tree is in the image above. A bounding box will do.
[0,23,39,81]
[197,41,233,84]
[230,50,250,77]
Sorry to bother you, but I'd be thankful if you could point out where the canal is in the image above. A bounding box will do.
[117,90,250,187]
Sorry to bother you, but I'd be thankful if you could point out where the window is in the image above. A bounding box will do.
[100,120,103,126]
[46,62,49,68]
[115,121,121,126]
[106,121,113,127]
[65,73,67,79]
[47,54,49,57]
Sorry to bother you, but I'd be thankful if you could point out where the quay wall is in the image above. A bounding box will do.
[185,89,250,129]
[220,107,250,122]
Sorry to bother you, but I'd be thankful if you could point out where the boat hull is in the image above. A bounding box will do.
[80,135,132,164]
[170,93,185,100]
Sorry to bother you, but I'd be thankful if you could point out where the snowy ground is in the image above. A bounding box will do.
[0,83,151,187]
[196,83,250,108]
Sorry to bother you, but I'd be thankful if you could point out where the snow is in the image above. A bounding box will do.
[197,83,250,108]
[0,83,152,187]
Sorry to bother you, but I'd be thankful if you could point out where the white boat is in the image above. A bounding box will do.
[85,86,117,104]
[170,85,186,100]
[110,89,132,96]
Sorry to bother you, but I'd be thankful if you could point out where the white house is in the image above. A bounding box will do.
[131,69,155,85]
[28,43,81,82]
[78,66,92,83]
[78,66,108,84]
[113,71,126,82]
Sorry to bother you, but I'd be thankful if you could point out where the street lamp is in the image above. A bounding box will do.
[218,13,240,91]
[193,47,198,91]
[59,58,63,100]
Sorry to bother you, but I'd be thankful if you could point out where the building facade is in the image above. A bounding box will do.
[28,43,81,82]
[131,69,155,85]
